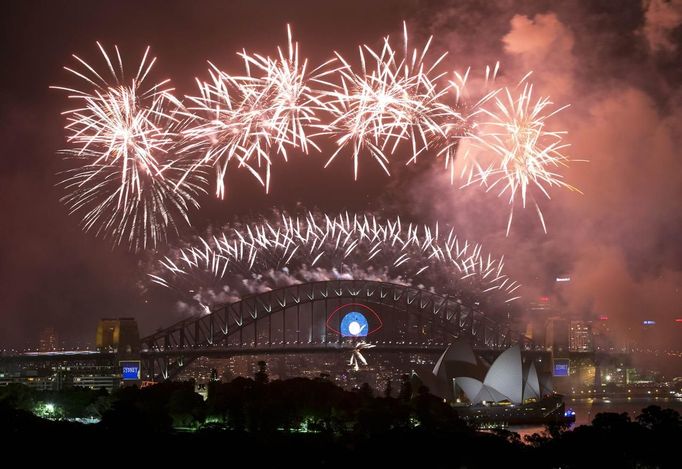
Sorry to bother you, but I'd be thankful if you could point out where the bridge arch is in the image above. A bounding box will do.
[141,280,529,380]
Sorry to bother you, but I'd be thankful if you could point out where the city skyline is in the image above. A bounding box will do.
[3,3,682,461]
[1,0,681,355]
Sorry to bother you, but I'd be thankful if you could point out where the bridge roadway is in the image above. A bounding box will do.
[0,350,115,363]
[142,341,451,357]
[0,347,626,368]
[0,341,452,365]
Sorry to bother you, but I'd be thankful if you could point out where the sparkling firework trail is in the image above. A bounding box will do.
[53,43,206,250]
[54,43,180,188]
[56,26,581,240]
[437,62,503,182]
[175,25,577,234]
[461,83,580,235]
[318,23,460,178]
[349,342,375,371]
[149,211,521,314]
[181,25,330,198]
[59,150,206,250]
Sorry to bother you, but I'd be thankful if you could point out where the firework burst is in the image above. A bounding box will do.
[180,25,329,198]
[461,83,580,235]
[318,23,460,178]
[53,43,206,250]
[55,26,581,241]
[59,150,206,250]
[436,62,503,183]
[349,342,375,371]
[149,211,520,313]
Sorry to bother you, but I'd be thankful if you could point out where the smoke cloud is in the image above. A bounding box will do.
[641,0,682,52]
[400,1,682,348]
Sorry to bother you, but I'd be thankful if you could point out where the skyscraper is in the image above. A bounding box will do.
[529,297,554,315]
[527,297,554,345]
[569,321,593,352]
[95,318,140,358]
[38,327,59,352]
[545,318,570,357]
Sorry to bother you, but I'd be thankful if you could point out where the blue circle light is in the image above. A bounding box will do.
[340,311,368,337]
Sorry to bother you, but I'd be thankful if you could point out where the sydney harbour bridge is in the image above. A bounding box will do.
[0,279,532,382]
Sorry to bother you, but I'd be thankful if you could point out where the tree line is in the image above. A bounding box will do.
[0,363,680,467]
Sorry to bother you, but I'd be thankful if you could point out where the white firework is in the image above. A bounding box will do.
[149,211,521,312]
[349,342,376,371]
[461,83,580,235]
[318,23,460,178]
[179,25,330,198]
[53,43,206,250]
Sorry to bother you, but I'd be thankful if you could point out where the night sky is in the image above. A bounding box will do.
[1,0,681,349]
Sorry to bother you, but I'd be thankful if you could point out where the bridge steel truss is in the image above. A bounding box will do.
[141,280,530,381]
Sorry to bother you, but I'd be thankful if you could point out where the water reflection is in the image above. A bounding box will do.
[508,397,682,441]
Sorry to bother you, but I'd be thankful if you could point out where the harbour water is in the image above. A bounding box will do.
[508,396,682,439]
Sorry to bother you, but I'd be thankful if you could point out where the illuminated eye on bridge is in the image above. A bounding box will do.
[341,312,368,337]
[326,303,382,337]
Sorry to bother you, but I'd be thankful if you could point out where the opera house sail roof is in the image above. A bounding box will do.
[414,340,551,405]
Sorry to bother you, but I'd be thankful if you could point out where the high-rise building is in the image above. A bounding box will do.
[591,315,612,350]
[529,297,554,315]
[545,317,570,357]
[96,317,140,358]
[569,321,593,352]
[528,297,555,346]
[38,327,59,352]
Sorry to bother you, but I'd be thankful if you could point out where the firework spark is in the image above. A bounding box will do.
[55,26,581,240]
[149,211,521,313]
[180,25,329,198]
[174,25,579,234]
[349,342,375,371]
[461,83,580,235]
[53,43,206,250]
[318,23,460,178]
[59,150,206,250]
[437,62,503,183]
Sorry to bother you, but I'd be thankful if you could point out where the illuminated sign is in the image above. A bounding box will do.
[556,277,571,282]
[340,312,368,337]
[642,320,656,326]
[553,359,570,377]
[326,303,383,337]
[120,361,141,380]
[599,315,609,321]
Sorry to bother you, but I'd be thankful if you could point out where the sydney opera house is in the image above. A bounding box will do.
[413,340,554,405]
